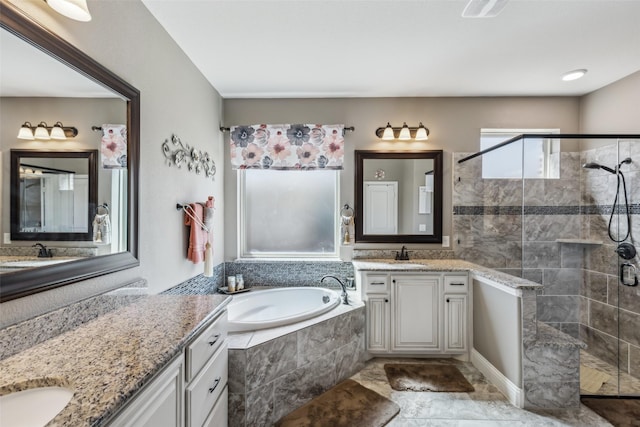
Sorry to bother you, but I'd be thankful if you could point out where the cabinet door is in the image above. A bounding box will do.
[444,294,468,352]
[366,295,390,352]
[392,276,440,352]
[108,356,183,427]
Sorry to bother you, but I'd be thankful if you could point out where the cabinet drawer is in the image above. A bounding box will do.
[186,311,227,381]
[186,342,228,427]
[444,275,468,293]
[203,385,228,427]
[364,274,389,293]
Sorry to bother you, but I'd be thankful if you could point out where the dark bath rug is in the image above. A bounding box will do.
[275,379,400,427]
[384,363,475,392]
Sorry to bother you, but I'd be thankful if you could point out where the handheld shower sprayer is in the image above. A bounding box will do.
[581,157,633,243]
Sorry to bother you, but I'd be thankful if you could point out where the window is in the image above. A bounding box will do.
[481,129,560,179]
[238,169,339,258]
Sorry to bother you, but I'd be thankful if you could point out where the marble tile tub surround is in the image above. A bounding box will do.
[0,294,230,426]
[228,304,366,427]
[0,278,148,360]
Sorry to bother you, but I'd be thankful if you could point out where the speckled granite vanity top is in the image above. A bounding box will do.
[0,294,230,426]
[352,259,543,290]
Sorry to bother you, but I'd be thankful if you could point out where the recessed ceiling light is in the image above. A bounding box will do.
[562,69,588,81]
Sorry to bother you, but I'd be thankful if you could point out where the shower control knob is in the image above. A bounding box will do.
[615,243,637,260]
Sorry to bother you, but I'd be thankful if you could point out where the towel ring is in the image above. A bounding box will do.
[340,204,354,218]
[97,203,109,215]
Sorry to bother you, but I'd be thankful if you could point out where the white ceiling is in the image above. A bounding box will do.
[142,0,640,98]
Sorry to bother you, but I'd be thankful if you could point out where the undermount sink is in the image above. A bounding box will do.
[0,386,74,426]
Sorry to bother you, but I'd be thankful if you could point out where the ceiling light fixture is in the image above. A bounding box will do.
[45,0,92,22]
[562,69,588,81]
[17,121,78,140]
[375,122,430,141]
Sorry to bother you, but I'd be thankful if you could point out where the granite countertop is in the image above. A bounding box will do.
[352,259,543,290]
[0,294,230,426]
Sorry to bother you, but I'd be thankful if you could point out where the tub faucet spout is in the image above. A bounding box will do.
[320,275,349,305]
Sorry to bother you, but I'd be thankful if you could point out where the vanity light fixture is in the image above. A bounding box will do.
[17,122,35,140]
[45,0,92,22]
[562,69,587,81]
[17,121,79,140]
[34,122,51,140]
[375,122,430,141]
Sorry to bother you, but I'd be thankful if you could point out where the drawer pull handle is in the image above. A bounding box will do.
[370,282,386,285]
[208,334,221,346]
[449,283,466,286]
[208,377,222,393]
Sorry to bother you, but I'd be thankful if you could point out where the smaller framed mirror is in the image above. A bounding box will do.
[355,150,443,243]
[10,150,98,241]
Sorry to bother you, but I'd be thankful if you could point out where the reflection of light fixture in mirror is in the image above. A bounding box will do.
[46,0,92,22]
[17,122,35,140]
[381,122,395,140]
[17,121,78,140]
[34,122,51,140]
[375,122,431,141]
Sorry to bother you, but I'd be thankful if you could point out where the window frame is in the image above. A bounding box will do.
[480,128,560,179]
[237,169,341,260]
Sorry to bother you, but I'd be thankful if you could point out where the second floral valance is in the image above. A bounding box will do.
[230,124,345,170]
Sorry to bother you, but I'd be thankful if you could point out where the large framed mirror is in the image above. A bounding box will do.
[355,150,443,243]
[0,3,139,302]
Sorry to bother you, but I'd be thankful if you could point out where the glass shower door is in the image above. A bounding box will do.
[616,138,640,396]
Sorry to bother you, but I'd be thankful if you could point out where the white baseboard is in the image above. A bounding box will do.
[471,348,524,408]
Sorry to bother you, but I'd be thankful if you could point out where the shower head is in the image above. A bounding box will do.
[618,157,632,167]
[582,162,617,174]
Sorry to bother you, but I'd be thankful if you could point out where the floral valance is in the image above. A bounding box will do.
[230,124,345,170]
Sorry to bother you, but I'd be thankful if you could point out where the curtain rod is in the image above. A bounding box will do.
[457,133,640,164]
[219,126,355,132]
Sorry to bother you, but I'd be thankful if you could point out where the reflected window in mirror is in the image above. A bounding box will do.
[355,150,443,244]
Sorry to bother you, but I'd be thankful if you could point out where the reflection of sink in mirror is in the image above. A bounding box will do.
[0,386,74,426]
[0,258,80,268]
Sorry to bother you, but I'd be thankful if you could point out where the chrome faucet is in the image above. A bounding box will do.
[320,275,349,305]
[395,245,410,261]
[33,243,52,258]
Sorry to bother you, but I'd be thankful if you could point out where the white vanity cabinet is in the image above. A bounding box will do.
[360,271,469,356]
[108,310,228,427]
[108,356,184,427]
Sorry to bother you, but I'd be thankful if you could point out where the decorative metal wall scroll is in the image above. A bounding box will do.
[161,134,216,180]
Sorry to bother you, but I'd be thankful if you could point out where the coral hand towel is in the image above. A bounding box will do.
[185,203,207,263]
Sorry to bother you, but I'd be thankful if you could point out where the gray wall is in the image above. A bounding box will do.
[1,0,225,327]
[223,97,580,259]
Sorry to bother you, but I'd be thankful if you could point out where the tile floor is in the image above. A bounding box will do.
[350,358,615,426]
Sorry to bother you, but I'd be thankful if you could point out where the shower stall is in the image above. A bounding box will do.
[453,134,640,397]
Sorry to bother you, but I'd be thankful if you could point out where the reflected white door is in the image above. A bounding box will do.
[364,181,397,234]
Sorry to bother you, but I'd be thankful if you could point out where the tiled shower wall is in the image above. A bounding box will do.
[453,142,640,382]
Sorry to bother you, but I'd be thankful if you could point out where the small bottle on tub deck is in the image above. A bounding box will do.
[236,274,244,290]
[227,276,236,292]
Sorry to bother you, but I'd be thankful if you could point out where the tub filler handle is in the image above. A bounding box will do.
[208,334,221,346]
[208,377,222,393]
